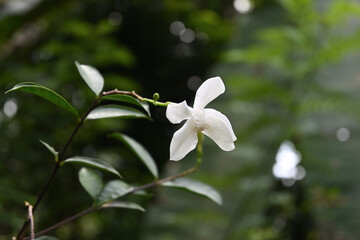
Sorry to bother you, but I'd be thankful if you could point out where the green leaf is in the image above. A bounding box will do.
[101,201,145,212]
[39,140,58,162]
[78,167,103,199]
[35,236,60,240]
[96,180,133,205]
[102,94,151,116]
[6,82,80,121]
[62,156,122,178]
[162,178,223,205]
[75,61,104,96]
[109,133,158,178]
[86,105,149,120]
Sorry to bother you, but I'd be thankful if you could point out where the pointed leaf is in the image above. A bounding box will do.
[39,140,58,162]
[6,82,80,121]
[101,201,145,212]
[162,178,223,205]
[78,167,103,199]
[109,133,158,178]
[62,156,122,178]
[102,94,151,116]
[75,61,104,95]
[86,105,149,120]
[96,180,133,205]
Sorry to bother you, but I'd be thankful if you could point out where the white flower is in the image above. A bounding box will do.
[166,76,237,161]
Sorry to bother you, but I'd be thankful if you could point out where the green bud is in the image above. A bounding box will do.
[153,93,160,101]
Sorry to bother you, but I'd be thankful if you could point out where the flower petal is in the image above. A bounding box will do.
[166,101,192,124]
[193,77,225,110]
[169,120,198,161]
[203,108,236,151]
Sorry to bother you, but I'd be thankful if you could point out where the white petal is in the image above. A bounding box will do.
[166,101,192,124]
[169,120,198,161]
[193,77,225,110]
[203,108,236,151]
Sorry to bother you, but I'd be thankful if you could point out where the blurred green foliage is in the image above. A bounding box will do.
[1,0,359,239]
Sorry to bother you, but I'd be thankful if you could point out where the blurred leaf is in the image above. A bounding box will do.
[5,82,80,121]
[96,180,134,205]
[94,41,136,68]
[312,31,360,68]
[109,133,158,178]
[62,156,122,178]
[323,1,360,25]
[101,201,145,212]
[102,95,151,116]
[78,167,103,199]
[162,178,223,205]
[35,236,60,240]
[39,140,58,162]
[75,61,104,96]
[86,105,149,120]
[61,20,93,38]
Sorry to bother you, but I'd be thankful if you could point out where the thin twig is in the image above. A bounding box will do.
[23,207,95,240]
[16,96,102,239]
[24,202,35,240]
[17,90,169,239]
[102,89,170,107]
[25,161,201,238]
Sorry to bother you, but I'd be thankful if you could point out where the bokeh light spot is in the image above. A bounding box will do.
[187,76,202,91]
[3,99,18,118]
[169,21,185,36]
[196,32,209,42]
[6,121,21,138]
[336,127,351,142]
[108,12,123,26]
[234,0,252,14]
[180,28,195,43]
[272,140,305,186]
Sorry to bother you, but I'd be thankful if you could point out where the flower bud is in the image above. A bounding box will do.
[153,93,160,101]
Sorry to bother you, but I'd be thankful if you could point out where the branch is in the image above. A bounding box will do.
[24,159,201,238]
[16,96,102,239]
[23,207,95,240]
[24,202,35,240]
[17,90,170,239]
[102,89,170,107]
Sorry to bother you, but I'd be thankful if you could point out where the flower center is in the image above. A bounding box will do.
[191,109,208,132]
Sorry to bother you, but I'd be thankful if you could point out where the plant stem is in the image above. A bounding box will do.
[24,202,35,240]
[102,89,170,107]
[17,90,169,239]
[16,96,102,240]
[23,207,95,240]
[24,139,204,238]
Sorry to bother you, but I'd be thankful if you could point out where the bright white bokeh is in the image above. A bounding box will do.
[272,140,305,186]
[234,0,252,14]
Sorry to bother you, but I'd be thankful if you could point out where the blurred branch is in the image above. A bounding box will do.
[0,0,73,60]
